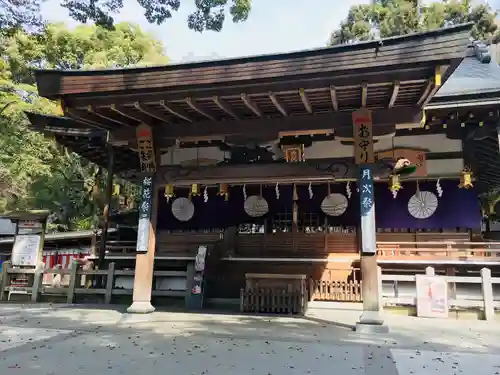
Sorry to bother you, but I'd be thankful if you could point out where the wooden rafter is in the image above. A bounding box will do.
[299,88,312,114]
[418,65,449,107]
[388,81,400,108]
[88,105,132,127]
[329,86,339,111]
[241,93,262,117]
[269,92,288,116]
[108,104,154,126]
[213,96,240,120]
[133,102,169,124]
[417,79,433,106]
[158,100,192,123]
[66,108,111,130]
[185,97,215,121]
[361,83,368,108]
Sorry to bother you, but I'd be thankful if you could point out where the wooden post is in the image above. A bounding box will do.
[67,261,78,304]
[0,261,10,301]
[480,267,494,321]
[31,265,44,302]
[127,175,158,313]
[105,262,115,304]
[98,142,115,268]
[353,108,387,332]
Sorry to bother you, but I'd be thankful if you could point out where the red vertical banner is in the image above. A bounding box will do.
[352,109,374,165]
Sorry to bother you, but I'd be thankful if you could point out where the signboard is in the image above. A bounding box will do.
[359,165,376,254]
[194,246,207,272]
[12,234,41,266]
[353,109,374,164]
[136,176,154,252]
[376,148,427,177]
[136,123,156,173]
[17,220,43,235]
[416,275,449,318]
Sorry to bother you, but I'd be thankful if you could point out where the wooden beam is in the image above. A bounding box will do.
[66,108,112,130]
[185,97,215,121]
[361,83,368,108]
[88,105,132,127]
[329,86,338,111]
[110,106,421,144]
[108,104,156,126]
[213,96,240,120]
[418,65,449,107]
[299,88,312,114]
[241,93,262,117]
[158,100,192,123]
[133,102,169,124]
[269,92,288,116]
[388,81,400,108]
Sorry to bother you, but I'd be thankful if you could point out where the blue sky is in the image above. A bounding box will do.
[41,0,500,63]
[40,0,372,62]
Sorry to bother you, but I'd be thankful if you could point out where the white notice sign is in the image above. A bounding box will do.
[12,235,41,266]
[415,275,449,318]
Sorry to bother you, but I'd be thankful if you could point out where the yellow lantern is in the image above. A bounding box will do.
[189,184,201,200]
[218,183,229,201]
[389,174,402,192]
[164,184,175,202]
[459,168,473,189]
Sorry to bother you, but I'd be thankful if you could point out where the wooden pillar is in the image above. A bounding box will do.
[127,175,158,313]
[127,123,158,314]
[352,109,386,331]
[98,143,115,268]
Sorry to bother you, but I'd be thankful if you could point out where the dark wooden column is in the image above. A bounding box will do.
[98,143,115,268]
[352,109,387,332]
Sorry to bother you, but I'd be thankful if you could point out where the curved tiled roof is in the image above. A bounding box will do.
[433,41,500,99]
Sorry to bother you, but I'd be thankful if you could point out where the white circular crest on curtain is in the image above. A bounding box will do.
[171,197,195,222]
[407,191,438,219]
[321,193,348,217]
[244,195,269,217]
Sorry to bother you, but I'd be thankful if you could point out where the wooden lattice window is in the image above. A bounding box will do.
[272,210,293,233]
[298,212,324,233]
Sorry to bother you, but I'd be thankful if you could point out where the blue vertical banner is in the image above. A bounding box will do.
[136,175,154,252]
[359,165,377,254]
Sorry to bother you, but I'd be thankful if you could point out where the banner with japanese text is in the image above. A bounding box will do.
[353,109,374,165]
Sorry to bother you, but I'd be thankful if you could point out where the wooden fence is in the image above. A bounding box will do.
[0,261,189,303]
[309,279,362,302]
[239,288,304,314]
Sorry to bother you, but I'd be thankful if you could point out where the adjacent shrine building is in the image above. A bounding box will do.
[25,24,481,316]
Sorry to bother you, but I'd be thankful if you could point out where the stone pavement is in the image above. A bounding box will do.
[0,303,499,375]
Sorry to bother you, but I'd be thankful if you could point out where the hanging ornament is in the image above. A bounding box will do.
[218,183,229,201]
[436,179,443,198]
[243,184,247,200]
[293,183,298,201]
[275,182,280,199]
[308,182,313,199]
[389,174,402,199]
[203,186,208,203]
[458,167,473,189]
[346,182,352,199]
[164,184,175,202]
[189,184,201,200]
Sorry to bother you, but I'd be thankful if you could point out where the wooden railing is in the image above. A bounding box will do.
[240,288,304,314]
[376,241,500,262]
[0,261,190,303]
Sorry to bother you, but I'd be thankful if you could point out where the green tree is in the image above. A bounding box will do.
[329,0,499,45]
[61,0,252,32]
[0,22,164,230]
[0,0,44,36]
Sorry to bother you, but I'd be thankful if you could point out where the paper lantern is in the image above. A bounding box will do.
[218,183,229,201]
[164,184,175,202]
[459,169,473,189]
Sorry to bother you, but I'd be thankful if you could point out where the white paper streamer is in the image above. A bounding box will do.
[308,182,313,199]
[392,190,398,199]
[436,179,443,198]
[243,184,247,200]
[275,182,280,199]
[203,186,208,203]
[346,182,352,199]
